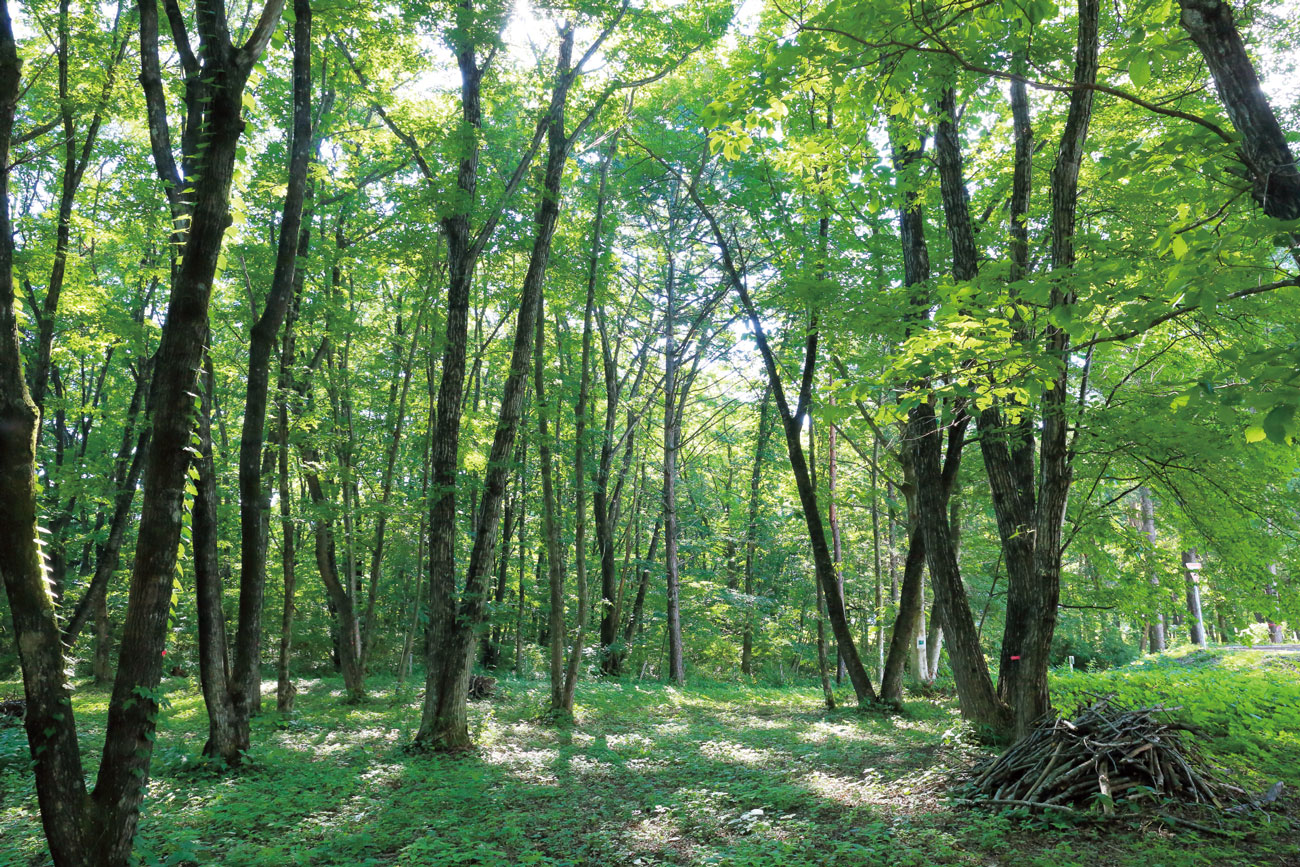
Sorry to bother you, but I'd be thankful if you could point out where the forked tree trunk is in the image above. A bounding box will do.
[417,22,609,745]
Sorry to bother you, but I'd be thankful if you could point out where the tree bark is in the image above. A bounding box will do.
[1178,0,1300,220]
[91,3,286,860]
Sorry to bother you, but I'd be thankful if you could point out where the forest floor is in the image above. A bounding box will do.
[2,650,1299,866]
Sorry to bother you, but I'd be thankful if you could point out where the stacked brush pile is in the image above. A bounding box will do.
[955,697,1275,816]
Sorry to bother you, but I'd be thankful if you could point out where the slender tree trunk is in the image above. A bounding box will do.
[625,519,662,650]
[1139,488,1166,652]
[662,248,687,684]
[870,435,884,682]
[535,308,566,711]
[275,291,301,712]
[683,175,878,704]
[233,0,314,720]
[195,358,247,761]
[741,387,773,675]
[827,405,847,685]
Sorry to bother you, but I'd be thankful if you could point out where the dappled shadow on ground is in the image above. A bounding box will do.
[2,676,1297,866]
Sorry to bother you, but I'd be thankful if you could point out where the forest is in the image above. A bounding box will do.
[1,0,1299,864]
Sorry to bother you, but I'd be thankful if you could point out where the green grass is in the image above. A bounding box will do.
[2,653,1297,866]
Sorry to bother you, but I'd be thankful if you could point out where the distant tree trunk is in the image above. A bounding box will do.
[662,248,687,684]
[741,387,773,675]
[1266,564,1286,643]
[1182,550,1207,648]
[60,359,151,648]
[361,309,423,670]
[93,585,112,684]
[299,447,366,702]
[626,519,661,651]
[535,307,566,710]
[1139,488,1166,652]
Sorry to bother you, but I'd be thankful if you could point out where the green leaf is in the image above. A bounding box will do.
[1170,234,1189,259]
[1262,404,1295,444]
[1129,56,1151,88]
[1244,425,1266,443]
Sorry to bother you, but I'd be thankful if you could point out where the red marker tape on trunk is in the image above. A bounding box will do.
[1010,655,1020,661]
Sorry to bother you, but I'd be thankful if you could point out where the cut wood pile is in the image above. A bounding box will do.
[955,697,1271,815]
[468,675,497,701]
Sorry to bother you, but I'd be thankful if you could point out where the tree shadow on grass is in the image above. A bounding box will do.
[8,676,1298,866]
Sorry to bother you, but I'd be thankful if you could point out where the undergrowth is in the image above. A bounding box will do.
[0,650,1296,866]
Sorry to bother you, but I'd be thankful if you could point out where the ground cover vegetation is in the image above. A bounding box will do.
[0,0,1298,863]
[3,652,1300,865]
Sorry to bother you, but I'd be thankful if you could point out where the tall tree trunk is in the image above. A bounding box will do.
[0,10,97,859]
[194,358,246,761]
[232,0,313,723]
[275,286,302,713]
[416,22,601,745]
[1009,0,1100,737]
[662,247,687,684]
[681,173,879,705]
[535,308,566,711]
[90,5,286,860]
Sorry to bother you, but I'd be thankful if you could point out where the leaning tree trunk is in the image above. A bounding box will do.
[0,9,95,859]
[1178,0,1300,220]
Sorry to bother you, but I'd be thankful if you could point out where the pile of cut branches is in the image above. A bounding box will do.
[955,697,1270,816]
